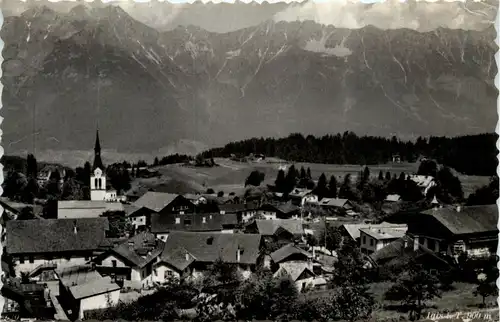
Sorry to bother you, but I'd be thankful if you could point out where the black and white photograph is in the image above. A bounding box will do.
[0,0,498,321]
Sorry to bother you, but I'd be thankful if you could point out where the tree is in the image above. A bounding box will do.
[103,211,133,238]
[275,170,286,192]
[26,154,38,178]
[300,167,306,179]
[314,173,328,199]
[384,264,441,320]
[61,178,83,200]
[245,170,265,187]
[153,157,159,167]
[378,170,384,181]
[285,165,298,193]
[22,177,39,204]
[363,166,370,182]
[385,171,392,181]
[435,167,464,202]
[17,207,36,220]
[417,159,438,177]
[306,167,312,179]
[217,191,224,197]
[332,240,370,286]
[206,188,215,194]
[328,175,338,198]
[467,176,499,206]
[3,170,27,200]
[338,174,359,201]
[333,285,375,322]
[318,224,343,251]
[203,258,241,288]
[237,270,299,320]
[473,262,499,308]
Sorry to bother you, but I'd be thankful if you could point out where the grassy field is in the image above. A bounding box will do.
[129,158,489,198]
[305,282,497,321]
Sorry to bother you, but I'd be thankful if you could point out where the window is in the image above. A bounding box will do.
[94,178,98,188]
[175,218,180,224]
[112,260,117,268]
[370,239,374,246]
[362,236,366,244]
[164,270,173,280]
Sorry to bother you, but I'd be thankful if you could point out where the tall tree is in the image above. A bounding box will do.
[245,170,265,187]
[300,167,306,179]
[385,171,392,181]
[26,154,38,178]
[275,170,286,193]
[467,176,499,206]
[314,173,328,199]
[363,166,370,182]
[328,175,338,198]
[306,167,312,179]
[384,264,441,321]
[378,170,384,181]
[285,165,298,192]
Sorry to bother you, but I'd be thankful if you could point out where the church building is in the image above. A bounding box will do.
[90,130,119,202]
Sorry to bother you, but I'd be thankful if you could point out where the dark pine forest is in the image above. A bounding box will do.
[202,132,498,176]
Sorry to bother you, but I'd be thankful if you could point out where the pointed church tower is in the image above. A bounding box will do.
[90,129,107,201]
[93,129,104,171]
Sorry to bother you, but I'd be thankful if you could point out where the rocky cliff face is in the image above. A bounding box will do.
[1,4,497,156]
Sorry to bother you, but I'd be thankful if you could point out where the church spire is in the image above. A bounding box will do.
[93,129,104,171]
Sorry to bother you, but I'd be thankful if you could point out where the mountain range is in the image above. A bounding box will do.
[1,4,497,164]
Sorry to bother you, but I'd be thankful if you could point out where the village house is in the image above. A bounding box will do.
[151,213,238,241]
[269,243,328,291]
[316,198,355,215]
[359,226,408,255]
[37,165,66,187]
[244,219,304,245]
[341,222,408,245]
[257,202,300,220]
[92,232,164,289]
[365,235,452,274]
[57,200,124,219]
[6,218,110,277]
[153,231,264,284]
[55,265,120,320]
[218,201,260,223]
[129,192,195,230]
[184,193,208,205]
[288,189,318,206]
[406,205,498,259]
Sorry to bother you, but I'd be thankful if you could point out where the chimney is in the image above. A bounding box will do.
[185,252,190,261]
[73,221,78,234]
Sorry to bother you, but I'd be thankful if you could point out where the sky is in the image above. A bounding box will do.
[1,0,497,32]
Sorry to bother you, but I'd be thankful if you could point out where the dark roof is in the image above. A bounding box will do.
[369,236,450,268]
[151,213,238,234]
[219,201,259,213]
[133,192,180,212]
[161,231,262,265]
[93,130,104,171]
[107,232,164,268]
[421,205,498,235]
[249,219,304,236]
[260,202,299,215]
[270,243,312,263]
[6,218,109,254]
[158,246,195,272]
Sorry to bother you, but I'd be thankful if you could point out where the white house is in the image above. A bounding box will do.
[55,265,120,320]
[154,232,264,284]
[6,218,110,277]
[92,232,164,289]
[359,227,408,255]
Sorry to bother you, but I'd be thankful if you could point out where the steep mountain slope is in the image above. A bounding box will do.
[1,5,497,156]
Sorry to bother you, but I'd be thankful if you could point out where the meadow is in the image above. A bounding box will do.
[129,158,489,198]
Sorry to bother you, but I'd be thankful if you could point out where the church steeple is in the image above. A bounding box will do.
[93,129,104,171]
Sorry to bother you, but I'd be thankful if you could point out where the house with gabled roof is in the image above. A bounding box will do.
[154,231,264,284]
[218,201,260,223]
[244,219,304,244]
[359,226,408,255]
[55,265,120,320]
[257,202,300,220]
[6,218,110,277]
[273,262,317,293]
[407,205,498,259]
[288,188,318,206]
[130,192,195,230]
[151,213,239,241]
[316,198,354,213]
[92,232,164,289]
